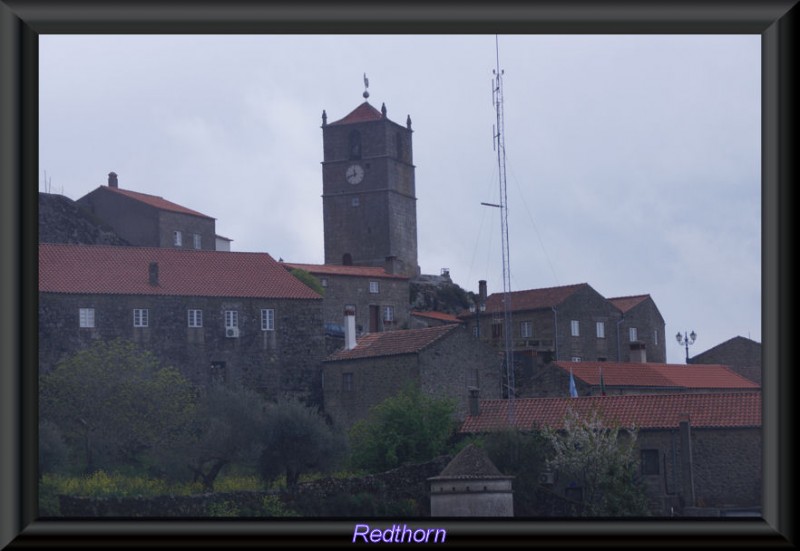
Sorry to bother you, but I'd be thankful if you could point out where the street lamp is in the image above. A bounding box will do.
[675,330,697,364]
[469,300,486,338]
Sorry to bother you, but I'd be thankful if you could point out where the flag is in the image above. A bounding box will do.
[569,367,578,398]
[600,366,607,396]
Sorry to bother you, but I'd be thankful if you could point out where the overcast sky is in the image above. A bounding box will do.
[39,35,761,364]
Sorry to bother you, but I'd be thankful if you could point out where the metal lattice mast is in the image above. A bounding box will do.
[492,36,515,422]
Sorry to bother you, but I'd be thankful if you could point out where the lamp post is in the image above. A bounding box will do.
[469,300,486,338]
[675,330,697,364]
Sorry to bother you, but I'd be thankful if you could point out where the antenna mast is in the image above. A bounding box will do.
[492,36,515,421]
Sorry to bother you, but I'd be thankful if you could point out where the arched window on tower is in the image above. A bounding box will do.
[349,131,362,160]
[342,253,353,266]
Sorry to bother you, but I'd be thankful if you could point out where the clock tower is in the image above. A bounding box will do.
[320,94,419,277]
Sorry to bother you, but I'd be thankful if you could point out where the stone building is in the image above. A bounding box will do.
[460,392,762,516]
[322,324,502,429]
[39,243,325,403]
[409,310,464,329]
[459,282,668,396]
[531,361,759,398]
[429,444,514,517]
[285,262,411,335]
[690,336,762,385]
[607,294,667,363]
[76,172,219,251]
[320,99,419,277]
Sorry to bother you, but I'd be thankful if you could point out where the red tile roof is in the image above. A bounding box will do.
[329,102,384,125]
[607,294,650,313]
[460,283,589,317]
[285,262,408,280]
[460,392,761,433]
[411,310,464,324]
[97,186,214,219]
[39,243,321,300]
[553,361,759,390]
[326,325,459,361]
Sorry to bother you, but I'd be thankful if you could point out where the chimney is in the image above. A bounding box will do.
[468,387,480,417]
[479,280,487,303]
[148,262,159,286]
[108,172,118,188]
[344,306,357,350]
[629,341,647,363]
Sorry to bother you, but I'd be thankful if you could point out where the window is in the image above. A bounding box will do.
[343,372,354,392]
[641,449,660,475]
[654,330,659,346]
[193,233,202,249]
[384,306,394,322]
[79,308,95,328]
[133,308,149,327]
[629,327,638,342]
[224,310,238,329]
[352,197,360,207]
[173,230,182,247]
[491,322,503,339]
[261,309,275,331]
[188,309,203,328]
[320,278,328,288]
[369,281,379,294]
[571,320,580,337]
[520,321,533,338]
[571,356,582,362]
[594,321,605,339]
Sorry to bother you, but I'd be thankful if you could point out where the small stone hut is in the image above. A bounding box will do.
[428,444,513,517]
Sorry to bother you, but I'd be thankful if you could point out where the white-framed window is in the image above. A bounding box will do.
[188,309,203,328]
[384,306,394,322]
[261,309,275,331]
[571,356,582,362]
[173,230,182,247]
[320,277,328,288]
[369,281,379,294]
[79,307,95,328]
[520,321,533,338]
[571,320,580,337]
[133,308,149,327]
[193,233,202,249]
[654,330,659,346]
[629,327,638,342]
[596,321,605,339]
[224,310,239,329]
[343,372,354,392]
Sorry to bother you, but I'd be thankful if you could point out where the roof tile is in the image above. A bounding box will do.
[460,392,761,433]
[554,361,759,389]
[39,243,321,300]
[329,102,384,125]
[607,294,650,313]
[326,325,459,361]
[286,262,408,280]
[100,186,214,219]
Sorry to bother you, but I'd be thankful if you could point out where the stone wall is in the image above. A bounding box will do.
[157,210,216,251]
[617,298,667,363]
[57,457,452,518]
[39,293,325,403]
[318,273,410,333]
[691,337,762,384]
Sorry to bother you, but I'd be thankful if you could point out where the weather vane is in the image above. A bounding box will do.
[363,73,370,99]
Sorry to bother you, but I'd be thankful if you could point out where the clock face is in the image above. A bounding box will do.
[346,164,365,184]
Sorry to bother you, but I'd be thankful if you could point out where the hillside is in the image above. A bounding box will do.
[39,193,129,246]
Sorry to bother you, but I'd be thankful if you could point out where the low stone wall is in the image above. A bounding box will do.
[57,456,452,518]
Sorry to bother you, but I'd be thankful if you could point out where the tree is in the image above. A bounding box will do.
[182,384,270,491]
[290,268,325,296]
[477,429,550,516]
[349,385,456,473]
[40,339,197,473]
[258,397,347,490]
[543,408,651,516]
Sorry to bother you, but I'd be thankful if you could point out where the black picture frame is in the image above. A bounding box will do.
[1,1,795,548]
